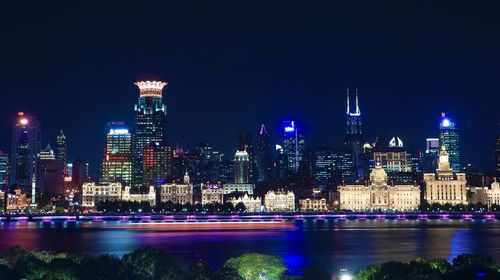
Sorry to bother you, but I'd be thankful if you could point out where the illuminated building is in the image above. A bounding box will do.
[338,164,420,211]
[229,194,262,212]
[36,144,65,195]
[0,151,9,190]
[496,123,500,175]
[6,188,29,212]
[281,120,305,178]
[11,112,41,198]
[122,185,156,206]
[439,113,461,172]
[345,89,365,179]
[424,145,467,205]
[223,183,254,195]
[314,147,354,189]
[371,137,412,173]
[132,80,168,187]
[159,171,193,205]
[81,182,123,207]
[201,183,224,205]
[264,190,295,212]
[299,198,327,212]
[487,179,500,208]
[423,138,440,172]
[255,124,272,182]
[237,132,255,182]
[101,123,132,185]
[234,150,249,184]
[81,182,156,208]
[56,130,67,175]
[143,142,172,186]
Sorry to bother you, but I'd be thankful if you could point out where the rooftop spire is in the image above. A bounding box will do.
[259,124,267,135]
[355,88,361,115]
[346,88,350,115]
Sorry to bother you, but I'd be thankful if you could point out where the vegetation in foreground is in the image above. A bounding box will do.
[0,247,498,279]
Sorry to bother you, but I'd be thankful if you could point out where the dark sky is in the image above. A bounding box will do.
[1,1,499,175]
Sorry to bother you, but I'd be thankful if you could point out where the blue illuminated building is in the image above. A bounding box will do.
[281,120,305,179]
[439,113,461,172]
[345,88,365,179]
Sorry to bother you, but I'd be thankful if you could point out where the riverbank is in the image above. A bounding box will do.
[0,247,498,279]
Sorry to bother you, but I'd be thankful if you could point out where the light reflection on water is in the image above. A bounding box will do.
[0,219,499,273]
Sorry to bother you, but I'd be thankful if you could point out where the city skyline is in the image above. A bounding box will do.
[1,1,500,174]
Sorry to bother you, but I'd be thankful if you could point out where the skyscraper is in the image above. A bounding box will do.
[11,112,41,196]
[56,130,67,175]
[101,123,132,185]
[36,144,65,196]
[439,113,461,172]
[281,120,305,178]
[237,132,255,182]
[0,151,9,191]
[143,142,172,186]
[345,89,365,179]
[234,150,250,184]
[314,147,354,189]
[255,124,272,182]
[72,159,89,190]
[423,138,440,172]
[495,122,500,176]
[132,80,168,187]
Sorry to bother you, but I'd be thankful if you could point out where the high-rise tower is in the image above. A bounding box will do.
[234,150,250,184]
[132,80,168,187]
[255,124,272,182]
[439,113,461,172]
[0,151,10,191]
[102,122,132,185]
[345,89,364,179]
[11,112,41,196]
[56,129,67,175]
[282,120,305,177]
[495,122,500,176]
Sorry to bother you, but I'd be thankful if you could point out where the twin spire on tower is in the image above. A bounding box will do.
[346,88,361,116]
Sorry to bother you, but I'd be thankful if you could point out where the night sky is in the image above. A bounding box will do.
[1,1,499,176]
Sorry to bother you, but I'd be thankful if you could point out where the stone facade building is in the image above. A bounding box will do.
[159,171,193,205]
[264,190,295,212]
[424,145,467,205]
[298,198,328,212]
[229,193,262,212]
[201,184,224,205]
[338,164,420,211]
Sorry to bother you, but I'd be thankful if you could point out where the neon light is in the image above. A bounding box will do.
[19,118,28,125]
[441,118,451,127]
[109,129,129,135]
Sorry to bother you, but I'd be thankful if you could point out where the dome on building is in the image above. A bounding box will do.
[389,137,404,148]
[370,163,388,185]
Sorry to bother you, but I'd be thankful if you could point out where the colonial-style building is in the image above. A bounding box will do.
[298,198,328,212]
[229,193,262,212]
[487,179,500,208]
[122,185,156,206]
[201,183,224,205]
[338,164,420,211]
[6,188,29,211]
[424,145,467,205]
[223,183,255,195]
[159,171,193,205]
[264,190,295,212]
[82,182,123,207]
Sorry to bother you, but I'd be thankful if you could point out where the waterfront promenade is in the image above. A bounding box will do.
[1,212,498,222]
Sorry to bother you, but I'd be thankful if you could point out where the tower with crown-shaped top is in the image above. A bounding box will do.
[345,88,365,179]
